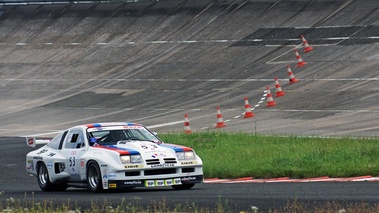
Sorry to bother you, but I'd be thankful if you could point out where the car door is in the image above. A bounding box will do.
[59,128,87,181]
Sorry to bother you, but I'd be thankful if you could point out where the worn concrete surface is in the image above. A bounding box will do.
[0,0,378,137]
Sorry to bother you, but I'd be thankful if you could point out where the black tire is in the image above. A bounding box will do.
[171,184,195,190]
[37,163,67,192]
[87,161,103,192]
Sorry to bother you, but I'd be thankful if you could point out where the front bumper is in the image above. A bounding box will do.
[107,175,203,189]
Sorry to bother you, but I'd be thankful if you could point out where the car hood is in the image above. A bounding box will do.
[94,141,190,159]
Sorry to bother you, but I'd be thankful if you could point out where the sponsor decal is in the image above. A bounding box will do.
[101,165,108,189]
[125,164,143,169]
[145,180,155,187]
[174,178,181,185]
[108,183,117,188]
[151,163,174,168]
[47,162,53,169]
[151,154,158,158]
[164,179,173,185]
[47,152,56,157]
[26,160,34,171]
[33,156,43,160]
[37,149,48,155]
[155,180,164,186]
[71,151,77,155]
[108,173,116,180]
[87,124,142,131]
[181,161,197,165]
[122,126,141,129]
[144,179,180,187]
[181,176,197,182]
[124,180,142,185]
[80,159,85,167]
[142,144,158,150]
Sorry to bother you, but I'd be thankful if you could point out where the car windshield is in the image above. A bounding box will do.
[87,126,161,145]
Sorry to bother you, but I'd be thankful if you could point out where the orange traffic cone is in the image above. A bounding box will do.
[301,35,313,53]
[243,96,254,118]
[287,65,299,84]
[265,86,276,107]
[274,77,285,97]
[294,49,306,67]
[215,106,226,128]
[183,114,192,134]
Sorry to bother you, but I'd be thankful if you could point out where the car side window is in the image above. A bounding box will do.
[47,131,65,149]
[129,129,144,140]
[65,130,85,149]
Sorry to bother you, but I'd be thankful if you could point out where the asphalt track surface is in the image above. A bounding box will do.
[1,0,379,211]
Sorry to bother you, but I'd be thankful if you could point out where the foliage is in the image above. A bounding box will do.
[159,132,379,179]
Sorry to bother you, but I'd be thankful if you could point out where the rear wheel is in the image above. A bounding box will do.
[87,161,103,192]
[37,163,67,192]
[171,184,195,190]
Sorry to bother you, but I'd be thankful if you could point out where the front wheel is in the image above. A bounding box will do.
[87,161,103,192]
[37,163,67,192]
[171,184,195,190]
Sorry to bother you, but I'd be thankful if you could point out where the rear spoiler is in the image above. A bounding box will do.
[26,137,52,148]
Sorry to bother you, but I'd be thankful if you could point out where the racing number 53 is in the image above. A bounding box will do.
[69,157,75,167]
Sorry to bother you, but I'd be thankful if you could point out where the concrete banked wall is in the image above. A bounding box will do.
[0,0,378,137]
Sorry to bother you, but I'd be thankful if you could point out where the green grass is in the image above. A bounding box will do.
[2,193,379,213]
[159,132,379,179]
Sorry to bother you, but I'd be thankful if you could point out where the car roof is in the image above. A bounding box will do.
[83,122,142,128]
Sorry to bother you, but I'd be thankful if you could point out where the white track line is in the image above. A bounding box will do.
[1,78,378,82]
[2,33,378,47]
[204,176,379,183]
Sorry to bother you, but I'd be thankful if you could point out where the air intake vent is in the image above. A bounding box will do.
[182,167,195,173]
[164,158,177,164]
[55,163,65,174]
[145,168,177,176]
[125,171,140,176]
[146,159,160,165]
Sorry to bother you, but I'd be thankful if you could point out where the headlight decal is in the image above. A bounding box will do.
[120,154,142,164]
[131,155,142,163]
[176,152,185,160]
[176,151,195,160]
[120,155,131,164]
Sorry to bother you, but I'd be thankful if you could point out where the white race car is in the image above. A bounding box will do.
[26,122,203,192]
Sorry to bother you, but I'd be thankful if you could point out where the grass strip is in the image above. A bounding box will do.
[159,132,379,179]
